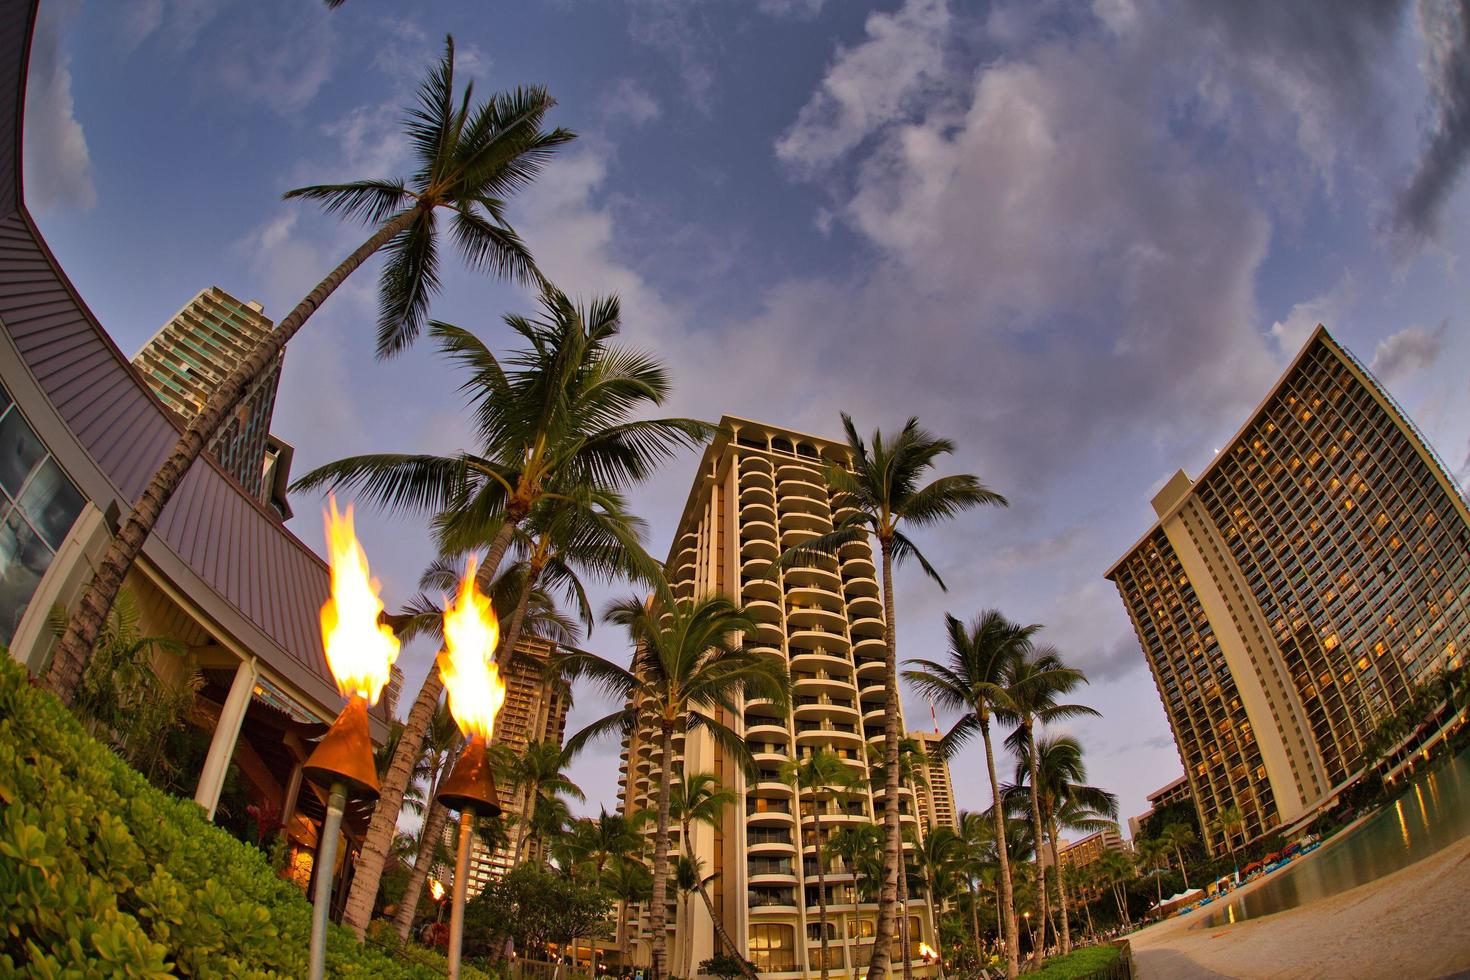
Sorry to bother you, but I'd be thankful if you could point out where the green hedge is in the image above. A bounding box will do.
[1030,943,1125,979]
[0,653,480,977]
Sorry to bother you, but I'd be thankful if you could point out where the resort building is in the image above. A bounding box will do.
[909,729,960,832]
[1107,326,1470,855]
[1043,826,1129,871]
[1127,776,1193,839]
[132,286,285,507]
[464,633,570,894]
[0,0,388,911]
[615,417,937,978]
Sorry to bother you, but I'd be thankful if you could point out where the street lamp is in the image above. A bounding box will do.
[303,500,400,980]
[436,557,507,980]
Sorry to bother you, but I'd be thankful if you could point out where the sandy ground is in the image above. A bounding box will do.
[1128,834,1470,979]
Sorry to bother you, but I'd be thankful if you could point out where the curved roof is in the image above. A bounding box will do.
[0,2,367,726]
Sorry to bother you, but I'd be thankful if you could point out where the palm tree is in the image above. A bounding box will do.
[1161,823,1197,890]
[561,591,790,980]
[866,735,931,980]
[780,750,862,980]
[1209,805,1245,882]
[911,826,963,980]
[556,807,646,887]
[1001,647,1098,960]
[771,414,1005,980]
[297,289,709,936]
[509,741,585,864]
[1133,838,1170,908]
[392,701,476,940]
[955,810,995,963]
[904,611,1036,980]
[828,822,884,974]
[669,773,755,978]
[606,857,653,970]
[1096,849,1134,926]
[46,38,573,707]
[1008,734,1115,956]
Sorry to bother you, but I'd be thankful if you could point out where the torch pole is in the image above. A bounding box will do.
[448,805,477,980]
[309,781,348,980]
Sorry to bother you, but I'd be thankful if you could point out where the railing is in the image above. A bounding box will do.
[748,829,793,845]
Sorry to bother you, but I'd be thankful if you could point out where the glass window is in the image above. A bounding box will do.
[0,409,45,497]
[18,458,84,550]
[0,506,51,645]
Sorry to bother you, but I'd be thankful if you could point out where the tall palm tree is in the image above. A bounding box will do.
[904,611,1035,980]
[392,701,475,940]
[910,826,963,980]
[296,289,709,935]
[828,822,884,974]
[509,741,585,864]
[669,773,755,978]
[780,749,862,980]
[606,856,653,970]
[1134,838,1170,908]
[1209,805,1245,881]
[772,414,1006,980]
[955,810,995,962]
[556,807,646,888]
[1096,848,1134,926]
[47,38,573,705]
[865,736,931,980]
[1161,822,1197,890]
[1000,647,1097,960]
[1019,736,1116,955]
[560,591,790,980]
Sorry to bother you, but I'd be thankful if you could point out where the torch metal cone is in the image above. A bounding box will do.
[303,694,380,800]
[436,735,502,815]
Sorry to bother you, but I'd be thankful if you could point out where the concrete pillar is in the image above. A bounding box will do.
[194,656,258,820]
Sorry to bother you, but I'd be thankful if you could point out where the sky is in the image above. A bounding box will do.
[23,0,1470,837]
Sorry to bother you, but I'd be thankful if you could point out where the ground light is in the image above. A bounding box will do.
[436,556,508,979]
[303,499,400,980]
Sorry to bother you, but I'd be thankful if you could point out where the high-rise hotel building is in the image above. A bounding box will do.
[132,287,286,509]
[909,729,960,833]
[1107,326,1470,855]
[616,417,936,978]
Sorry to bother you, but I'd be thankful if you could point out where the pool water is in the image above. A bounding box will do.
[1198,746,1470,927]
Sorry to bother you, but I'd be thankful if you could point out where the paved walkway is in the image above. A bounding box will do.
[1128,834,1470,979]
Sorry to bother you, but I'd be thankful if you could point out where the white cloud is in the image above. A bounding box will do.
[23,0,95,213]
[775,0,952,173]
[758,0,826,20]
[598,78,662,128]
[1269,273,1355,355]
[1369,320,1450,384]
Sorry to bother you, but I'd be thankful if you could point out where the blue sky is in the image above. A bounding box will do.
[25,0,1470,835]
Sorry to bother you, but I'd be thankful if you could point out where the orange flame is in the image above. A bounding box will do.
[428,877,445,902]
[438,556,507,740]
[919,942,939,962]
[319,497,400,704]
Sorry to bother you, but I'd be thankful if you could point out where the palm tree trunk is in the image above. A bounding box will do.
[1047,818,1071,955]
[980,718,1019,980]
[967,878,982,968]
[898,857,913,980]
[514,779,540,865]
[394,798,451,939]
[694,874,758,979]
[865,538,903,980]
[46,207,422,702]
[814,806,831,980]
[649,723,676,980]
[1023,722,1049,962]
[1082,886,1094,938]
[343,662,445,936]
[1174,845,1190,890]
[618,898,631,968]
[928,872,947,980]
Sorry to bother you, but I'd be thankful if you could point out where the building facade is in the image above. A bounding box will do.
[909,729,959,832]
[1046,827,1128,871]
[616,417,936,978]
[1127,776,1193,839]
[1107,326,1470,855]
[132,286,283,503]
[464,634,570,895]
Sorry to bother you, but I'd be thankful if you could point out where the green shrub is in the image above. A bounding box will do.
[0,653,484,977]
[1030,943,1123,979]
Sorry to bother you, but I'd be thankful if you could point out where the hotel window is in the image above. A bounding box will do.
[0,383,85,645]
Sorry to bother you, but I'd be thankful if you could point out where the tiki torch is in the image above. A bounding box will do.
[436,556,507,979]
[303,499,400,980]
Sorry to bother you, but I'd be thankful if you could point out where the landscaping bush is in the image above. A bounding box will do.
[0,653,483,977]
[1030,943,1124,979]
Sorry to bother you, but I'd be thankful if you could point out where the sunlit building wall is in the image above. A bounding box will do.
[616,417,936,978]
[1108,326,1470,855]
[909,729,959,833]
